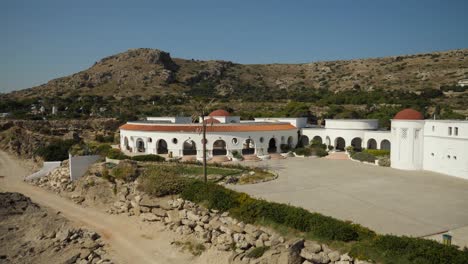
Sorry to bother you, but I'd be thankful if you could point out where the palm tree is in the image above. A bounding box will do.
[192,99,215,183]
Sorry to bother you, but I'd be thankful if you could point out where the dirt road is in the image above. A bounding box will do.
[0,151,197,264]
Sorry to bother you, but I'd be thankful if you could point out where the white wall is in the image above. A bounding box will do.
[422,120,468,179]
[254,118,308,128]
[325,119,379,130]
[391,120,425,170]
[147,117,192,123]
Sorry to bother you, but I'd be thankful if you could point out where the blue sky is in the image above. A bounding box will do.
[1,0,467,93]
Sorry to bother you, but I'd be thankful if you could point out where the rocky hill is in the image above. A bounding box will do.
[5,48,468,100]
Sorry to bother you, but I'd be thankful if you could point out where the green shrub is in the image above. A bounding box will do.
[327,145,334,151]
[95,134,114,143]
[138,166,191,197]
[363,149,390,157]
[35,139,77,161]
[131,154,165,162]
[378,157,391,167]
[110,160,138,181]
[231,150,243,159]
[280,144,291,153]
[351,152,376,163]
[350,235,468,264]
[345,146,355,154]
[107,148,130,160]
[246,246,270,258]
[294,147,312,156]
[312,148,328,157]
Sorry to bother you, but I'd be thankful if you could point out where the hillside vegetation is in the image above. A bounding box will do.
[1,48,467,123]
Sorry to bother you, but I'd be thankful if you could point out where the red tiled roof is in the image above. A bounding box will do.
[120,123,296,132]
[394,109,424,120]
[203,118,221,124]
[209,109,231,117]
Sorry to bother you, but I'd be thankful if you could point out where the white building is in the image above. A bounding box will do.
[119,108,468,180]
[457,79,468,87]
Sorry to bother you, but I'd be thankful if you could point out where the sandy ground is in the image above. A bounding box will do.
[0,151,231,264]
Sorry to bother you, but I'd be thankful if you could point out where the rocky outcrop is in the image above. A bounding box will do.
[0,192,114,264]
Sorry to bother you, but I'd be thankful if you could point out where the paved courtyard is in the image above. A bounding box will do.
[230,157,468,242]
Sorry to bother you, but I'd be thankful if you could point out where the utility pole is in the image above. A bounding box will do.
[201,113,208,183]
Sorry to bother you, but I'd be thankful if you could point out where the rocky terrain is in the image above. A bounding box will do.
[4,48,467,100]
[0,118,120,159]
[0,192,114,264]
[29,161,372,264]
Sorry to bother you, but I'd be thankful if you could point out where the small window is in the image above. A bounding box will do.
[454,127,458,136]
[448,127,452,136]
[447,155,451,159]
[232,138,238,145]
[259,137,264,143]
[172,138,178,144]
[148,138,152,143]
[454,156,457,160]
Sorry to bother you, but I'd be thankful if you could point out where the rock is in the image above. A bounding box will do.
[278,239,304,264]
[186,211,200,222]
[181,219,196,228]
[55,229,70,241]
[140,213,159,222]
[166,210,180,223]
[354,259,372,264]
[139,195,160,207]
[328,251,341,262]
[208,219,222,230]
[255,239,265,248]
[340,253,353,262]
[307,252,330,264]
[304,241,322,253]
[151,208,167,217]
[64,253,80,264]
[194,225,205,233]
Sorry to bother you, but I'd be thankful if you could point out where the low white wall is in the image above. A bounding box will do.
[69,154,101,181]
[25,161,62,181]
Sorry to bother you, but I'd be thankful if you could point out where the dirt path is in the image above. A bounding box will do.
[0,151,194,264]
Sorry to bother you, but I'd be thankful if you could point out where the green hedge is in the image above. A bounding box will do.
[180,180,373,242]
[312,148,328,157]
[107,148,131,160]
[138,166,190,197]
[132,154,165,162]
[350,235,468,264]
[294,148,312,156]
[363,149,390,157]
[351,152,376,163]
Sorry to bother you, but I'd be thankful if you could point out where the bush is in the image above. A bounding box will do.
[294,147,312,156]
[378,157,391,167]
[312,148,328,157]
[351,152,376,163]
[350,235,468,264]
[131,154,165,162]
[328,145,334,151]
[138,166,191,197]
[110,160,138,181]
[107,148,130,160]
[246,246,270,258]
[231,150,243,159]
[35,139,77,161]
[280,144,291,153]
[95,134,114,143]
[363,149,390,157]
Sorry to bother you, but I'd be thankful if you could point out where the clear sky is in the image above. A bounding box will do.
[1,0,467,93]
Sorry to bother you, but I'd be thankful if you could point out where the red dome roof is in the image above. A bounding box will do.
[394,108,424,120]
[209,109,231,117]
[203,118,221,124]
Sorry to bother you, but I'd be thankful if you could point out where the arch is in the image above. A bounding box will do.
[335,137,345,151]
[268,138,277,153]
[300,135,310,146]
[287,136,294,148]
[312,136,323,145]
[124,136,129,151]
[182,140,197,156]
[212,139,227,156]
[157,139,168,154]
[380,139,391,150]
[351,137,362,151]
[325,136,331,146]
[136,138,146,153]
[242,139,255,155]
[367,138,377,149]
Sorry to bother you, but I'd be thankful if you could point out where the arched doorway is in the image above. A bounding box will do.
[268,138,277,153]
[212,140,227,156]
[136,138,145,153]
[351,137,362,151]
[157,139,168,154]
[242,139,255,155]
[312,136,323,145]
[183,140,197,156]
[367,139,377,149]
[300,135,309,146]
[380,139,391,150]
[335,137,345,151]
[124,137,129,151]
[287,136,294,148]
